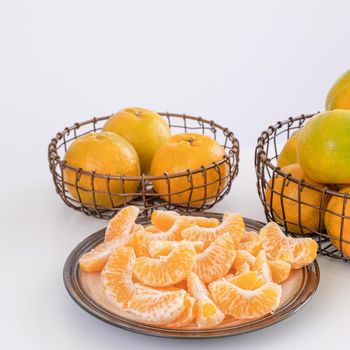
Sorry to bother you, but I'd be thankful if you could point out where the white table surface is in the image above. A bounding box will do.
[2,148,350,350]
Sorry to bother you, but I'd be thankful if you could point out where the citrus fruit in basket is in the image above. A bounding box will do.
[277,130,300,168]
[324,186,350,257]
[150,133,229,207]
[326,69,350,110]
[102,107,171,174]
[265,163,328,234]
[63,132,140,208]
[297,110,350,184]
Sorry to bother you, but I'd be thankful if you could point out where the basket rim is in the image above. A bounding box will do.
[255,112,350,199]
[48,112,240,181]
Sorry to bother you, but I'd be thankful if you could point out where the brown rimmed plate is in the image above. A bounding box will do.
[63,213,320,338]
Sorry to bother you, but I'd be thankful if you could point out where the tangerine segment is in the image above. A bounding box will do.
[253,250,272,282]
[144,225,162,233]
[151,210,180,231]
[193,233,236,283]
[182,212,245,248]
[105,206,139,243]
[79,235,132,272]
[133,218,192,256]
[101,246,136,309]
[232,250,256,276]
[187,272,224,328]
[227,271,265,290]
[151,210,219,231]
[166,294,197,328]
[133,242,196,287]
[128,288,187,325]
[148,240,204,258]
[209,280,281,319]
[131,224,144,233]
[268,260,291,284]
[260,222,317,269]
[237,231,262,255]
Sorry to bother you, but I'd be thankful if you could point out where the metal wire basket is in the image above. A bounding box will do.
[48,112,239,219]
[255,113,350,261]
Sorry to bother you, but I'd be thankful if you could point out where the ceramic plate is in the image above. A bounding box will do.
[63,213,320,338]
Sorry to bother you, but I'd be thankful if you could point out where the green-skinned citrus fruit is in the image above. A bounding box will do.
[297,110,350,184]
[326,69,350,110]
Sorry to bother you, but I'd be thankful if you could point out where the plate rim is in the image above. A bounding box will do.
[63,213,320,339]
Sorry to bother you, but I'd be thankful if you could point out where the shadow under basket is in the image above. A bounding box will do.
[255,113,350,262]
[48,112,239,219]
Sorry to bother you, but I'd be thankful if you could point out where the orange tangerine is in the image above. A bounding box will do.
[209,279,281,319]
[166,294,197,328]
[151,210,219,231]
[181,212,245,248]
[237,231,262,255]
[193,233,236,283]
[232,250,255,275]
[148,240,204,258]
[260,222,317,269]
[132,217,192,256]
[105,206,139,243]
[253,250,272,282]
[187,272,224,328]
[268,260,291,284]
[227,271,265,290]
[101,246,136,309]
[133,242,196,287]
[79,235,132,272]
[144,224,162,233]
[128,287,187,325]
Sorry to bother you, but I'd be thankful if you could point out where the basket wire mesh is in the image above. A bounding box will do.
[255,113,350,261]
[48,113,239,219]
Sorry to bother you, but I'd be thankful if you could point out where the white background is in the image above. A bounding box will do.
[1,1,350,349]
[1,0,350,182]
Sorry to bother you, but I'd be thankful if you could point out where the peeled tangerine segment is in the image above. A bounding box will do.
[166,294,197,328]
[148,240,204,258]
[253,250,273,282]
[187,272,224,328]
[101,246,136,309]
[105,206,139,243]
[133,242,196,287]
[260,222,318,269]
[181,212,245,248]
[128,288,188,326]
[209,279,282,319]
[237,231,262,255]
[269,260,291,284]
[226,271,265,291]
[193,232,236,283]
[133,217,192,256]
[233,250,256,273]
[151,210,219,231]
[79,235,132,272]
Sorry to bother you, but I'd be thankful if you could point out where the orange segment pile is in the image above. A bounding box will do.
[80,207,318,328]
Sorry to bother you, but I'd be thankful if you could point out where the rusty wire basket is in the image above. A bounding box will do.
[48,112,239,219]
[255,113,350,262]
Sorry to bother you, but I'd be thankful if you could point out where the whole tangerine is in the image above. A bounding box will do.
[63,132,140,208]
[150,133,229,207]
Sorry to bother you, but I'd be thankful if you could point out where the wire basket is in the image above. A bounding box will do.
[48,112,239,219]
[255,113,350,262]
